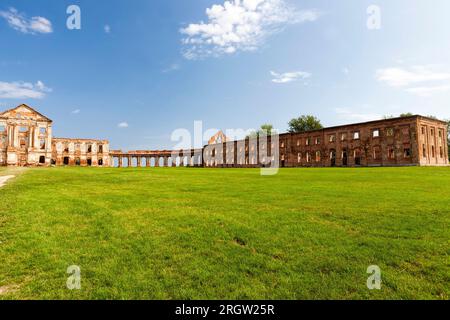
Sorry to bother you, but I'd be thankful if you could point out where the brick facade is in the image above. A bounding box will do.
[205,116,448,167]
[1,104,448,168]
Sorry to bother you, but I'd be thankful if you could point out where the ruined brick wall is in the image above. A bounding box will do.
[52,138,110,167]
[416,118,449,166]
[204,116,448,168]
[0,104,53,166]
[282,116,421,167]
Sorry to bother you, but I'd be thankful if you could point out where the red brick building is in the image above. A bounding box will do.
[204,115,449,167]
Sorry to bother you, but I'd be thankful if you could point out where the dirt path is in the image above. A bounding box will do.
[0,175,15,188]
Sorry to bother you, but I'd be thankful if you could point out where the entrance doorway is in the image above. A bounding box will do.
[354,148,362,166]
[330,150,336,167]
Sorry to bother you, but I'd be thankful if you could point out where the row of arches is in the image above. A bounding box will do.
[111,155,203,168]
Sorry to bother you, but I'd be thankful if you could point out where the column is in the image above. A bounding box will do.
[163,157,168,167]
[34,126,39,148]
[29,127,34,148]
[14,125,19,147]
[118,156,123,168]
[7,125,12,147]
[128,156,131,167]
[155,157,159,167]
[137,156,141,167]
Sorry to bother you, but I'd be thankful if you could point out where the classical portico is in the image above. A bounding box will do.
[0,104,53,166]
[0,104,110,167]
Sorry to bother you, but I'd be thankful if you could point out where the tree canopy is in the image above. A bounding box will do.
[287,115,323,133]
[247,124,274,138]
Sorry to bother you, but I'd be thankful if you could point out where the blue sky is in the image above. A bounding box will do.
[1,0,450,150]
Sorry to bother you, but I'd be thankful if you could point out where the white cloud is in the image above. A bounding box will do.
[334,107,382,122]
[376,65,450,97]
[376,66,450,87]
[342,67,350,75]
[180,0,321,59]
[35,80,52,92]
[118,122,129,128]
[0,7,52,34]
[0,81,52,99]
[104,25,111,33]
[162,63,180,73]
[71,109,81,114]
[405,84,450,97]
[270,70,311,84]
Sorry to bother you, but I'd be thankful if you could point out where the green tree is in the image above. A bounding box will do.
[247,124,274,139]
[287,115,323,133]
[259,124,273,136]
[399,112,414,117]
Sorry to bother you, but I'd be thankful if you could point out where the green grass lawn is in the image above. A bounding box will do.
[0,167,449,300]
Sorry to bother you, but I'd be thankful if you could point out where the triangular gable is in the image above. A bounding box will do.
[208,130,228,145]
[0,104,52,122]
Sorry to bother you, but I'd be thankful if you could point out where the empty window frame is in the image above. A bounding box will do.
[373,146,382,160]
[404,148,412,158]
[388,147,395,159]
[372,129,380,138]
[306,138,311,146]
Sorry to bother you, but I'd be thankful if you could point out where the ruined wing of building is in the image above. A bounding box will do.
[0,104,110,167]
[0,104,448,167]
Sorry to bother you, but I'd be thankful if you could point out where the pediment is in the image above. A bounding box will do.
[208,130,228,145]
[0,104,52,122]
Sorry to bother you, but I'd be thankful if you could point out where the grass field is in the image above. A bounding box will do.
[0,167,449,300]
